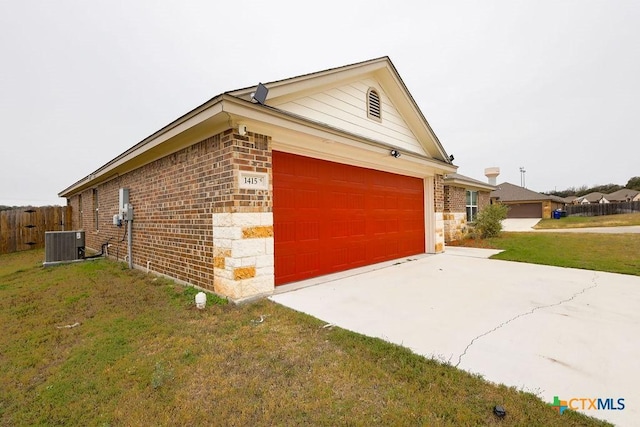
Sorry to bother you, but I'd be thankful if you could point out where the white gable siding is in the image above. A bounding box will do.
[274,78,428,156]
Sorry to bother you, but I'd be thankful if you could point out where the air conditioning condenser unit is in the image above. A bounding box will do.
[44,231,85,265]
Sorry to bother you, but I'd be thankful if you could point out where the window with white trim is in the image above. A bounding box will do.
[367,88,381,121]
[466,190,478,222]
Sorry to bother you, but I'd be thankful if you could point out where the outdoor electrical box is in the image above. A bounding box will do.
[118,188,129,218]
[122,203,133,221]
[116,188,133,223]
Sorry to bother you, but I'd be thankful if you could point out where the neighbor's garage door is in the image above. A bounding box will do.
[273,151,425,285]
[507,203,542,218]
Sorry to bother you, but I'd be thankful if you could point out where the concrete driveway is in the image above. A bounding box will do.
[502,218,541,231]
[270,248,640,426]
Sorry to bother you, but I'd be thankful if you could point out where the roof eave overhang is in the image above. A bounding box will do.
[491,198,552,203]
[444,178,495,192]
[59,94,226,197]
[59,94,455,198]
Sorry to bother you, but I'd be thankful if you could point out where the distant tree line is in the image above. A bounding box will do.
[0,205,61,212]
[545,176,640,198]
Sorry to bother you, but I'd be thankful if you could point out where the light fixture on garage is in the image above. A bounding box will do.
[390,149,401,158]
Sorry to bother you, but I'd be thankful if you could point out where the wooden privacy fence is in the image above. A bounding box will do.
[566,201,640,217]
[0,206,72,255]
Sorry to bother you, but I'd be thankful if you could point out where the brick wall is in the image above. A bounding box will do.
[74,190,96,233]
[479,191,490,211]
[68,128,272,298]
[434,174,444,212]
[444,186,466,212]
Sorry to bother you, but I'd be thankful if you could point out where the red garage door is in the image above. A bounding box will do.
[273,151,425,285]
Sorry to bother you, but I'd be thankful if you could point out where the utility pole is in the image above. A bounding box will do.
[519,167,526,188]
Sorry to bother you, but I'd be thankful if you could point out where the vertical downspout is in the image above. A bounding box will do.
[127,217,133,269]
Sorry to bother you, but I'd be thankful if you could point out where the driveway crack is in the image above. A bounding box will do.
[454,273,600,368]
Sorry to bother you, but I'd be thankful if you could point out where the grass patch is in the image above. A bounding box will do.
[0,249,609,426]
[454,232,640,276]
[535,212,640,229]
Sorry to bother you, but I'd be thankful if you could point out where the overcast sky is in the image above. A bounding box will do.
[1,0,638,206]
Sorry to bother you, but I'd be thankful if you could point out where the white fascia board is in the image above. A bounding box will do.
[444,178,495,192]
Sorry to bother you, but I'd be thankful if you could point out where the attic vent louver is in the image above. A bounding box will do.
[367,88,381,121]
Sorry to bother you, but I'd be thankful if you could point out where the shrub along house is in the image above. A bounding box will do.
[59,57,456,301]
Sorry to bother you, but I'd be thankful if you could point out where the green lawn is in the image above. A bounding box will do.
[0,249,607,426]
[534,212,640,229]
[455,232,640,276]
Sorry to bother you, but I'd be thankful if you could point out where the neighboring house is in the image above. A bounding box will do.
[490,182,565,219]
[442,173,494,242]
[58,57,456,302]
[562,196,578,204]
[605,188,640,203]
[576,192,610,204]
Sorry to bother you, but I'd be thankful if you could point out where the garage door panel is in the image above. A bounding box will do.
[386,218,399,233]
[277,247,322,282]
[366,241,384,262]
[348,243,368,266]
[368,194,384,209]
[296,252,321,275]
[293,156,319,177]
[401,235,424,254]
[295,189,320,208]
[328,238,368,264]
[275,221,296,243]
[385,195,399,209]
[406,218,424,232]
[277,254,297,282]
[350,219,366,236]
[296,221,319,241]
[349,193,365,209]
[278,253,320,283]
[273,151,425,285]
[331,191,349,209]
[330,220,350,238]
[507,203,542,218]
[277,188,297,209]
[329,247,349,270]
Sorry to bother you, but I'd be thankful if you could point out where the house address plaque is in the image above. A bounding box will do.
[238,171,269,190]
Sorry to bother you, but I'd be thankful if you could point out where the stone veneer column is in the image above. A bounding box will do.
[434,174,445,252]
[212,128,274,301]
[443,212,468,243]
[213,212,274,300]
